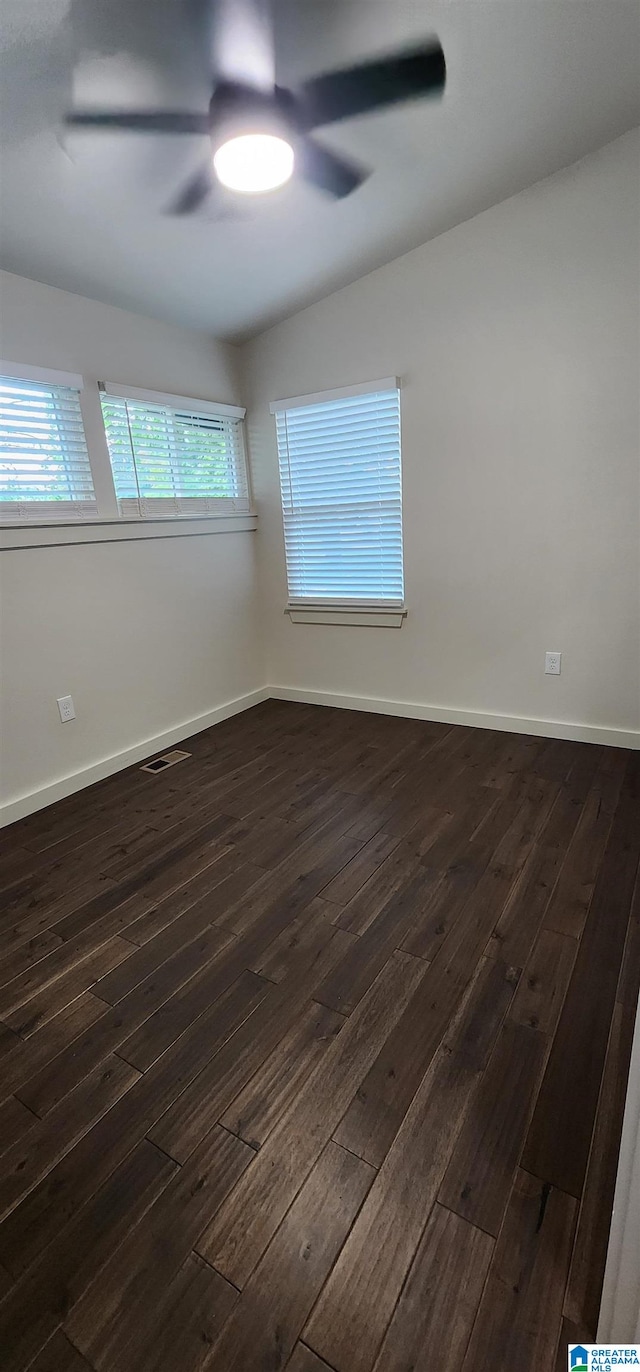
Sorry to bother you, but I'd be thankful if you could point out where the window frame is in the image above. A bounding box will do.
[271,376,406,627]
[0,360,99,524]
[99,382,250,520]
[0,365,255,546]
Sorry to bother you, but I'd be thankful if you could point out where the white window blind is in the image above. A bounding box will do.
[273,381,404,605]
[0,372,97,521]
[101,389,249,518]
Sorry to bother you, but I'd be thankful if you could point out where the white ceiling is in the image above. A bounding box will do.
[1,1,638,342]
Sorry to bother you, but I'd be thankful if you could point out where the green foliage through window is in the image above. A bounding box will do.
[0,378,95,508]
[101,395,246,511]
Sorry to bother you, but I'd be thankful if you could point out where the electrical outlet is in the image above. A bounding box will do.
[57,695,76,722]
[545,652,562,676]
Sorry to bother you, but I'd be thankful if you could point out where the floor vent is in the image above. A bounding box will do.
[141,749,191,774]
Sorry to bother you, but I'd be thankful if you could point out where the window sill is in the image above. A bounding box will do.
[286,604,406,628]
[0,511,258,550]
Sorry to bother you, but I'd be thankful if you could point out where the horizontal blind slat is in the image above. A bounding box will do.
[275,385,404,604]
[0,376,97,519]
[101,394,248,515]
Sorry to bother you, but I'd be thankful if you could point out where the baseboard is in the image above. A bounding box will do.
[268,686,640,750]
[0,688,270,828]
[3,683,638,828]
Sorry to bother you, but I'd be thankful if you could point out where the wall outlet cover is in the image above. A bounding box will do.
[57,695,76,722]
[545,652,562,676]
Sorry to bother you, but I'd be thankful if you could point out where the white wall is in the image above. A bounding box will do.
[0,272,263,814]
[1,130,638,817]
[244,130,640,743]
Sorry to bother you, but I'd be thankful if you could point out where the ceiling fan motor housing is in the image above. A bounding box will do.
[208,81,299,152]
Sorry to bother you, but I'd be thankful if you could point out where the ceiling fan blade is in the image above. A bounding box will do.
[298,137,368,199]
[168,167,251,221]
[65,110,210,134]
[168,165,215,214]
[298,40,445,129]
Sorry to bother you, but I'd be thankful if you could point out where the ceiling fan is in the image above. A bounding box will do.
[65,0,446,212]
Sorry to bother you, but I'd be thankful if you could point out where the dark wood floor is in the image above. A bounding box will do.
[0,701,638,1372]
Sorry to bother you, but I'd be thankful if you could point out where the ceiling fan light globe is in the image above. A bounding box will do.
[213,133,294,194]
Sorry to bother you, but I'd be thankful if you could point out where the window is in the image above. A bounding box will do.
[272,378,404,616]
[100,384,249,518]
[0,364,97,521]
[0,368,255,546]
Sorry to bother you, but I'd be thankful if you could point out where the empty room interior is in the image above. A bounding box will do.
[0,2,639,1370]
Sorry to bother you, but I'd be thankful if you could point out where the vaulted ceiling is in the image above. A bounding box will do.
[1,0,638,340]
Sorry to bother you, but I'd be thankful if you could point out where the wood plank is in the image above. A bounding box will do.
[399,802,456,863]
[120,848,255,945]
[101,812,236,881]
[240,793,363,868]
[376,729,481,828]
[1,937,133,1036]
[118,952,269,1073]
[485,785,592,969]
[522,758,640,1197]
[332,844,424,936]
[320,829,401,906]
[14,772,155,854]
[15,817,179,904]
[115,894,339,1088]
[199,1140,374,1372]
[51,849,251,953]
[315,867,439,1015]
[423,777,558,982]
[248,896,338,984]
[91,916,232,1005]
[285,1348,334,1372]
[0,930,137,1020]
[0,993,107,1099]
[0,1054,140,1226]
[0,846,50,893]
[0,974,267,1276]
[372,1205,493,1372]
[0,873,118,955]
[221,1000,345,1149]
[148,925,355,1163]
[16,930,250,1116]
[509,927,577,1035]
[49,828,245,945]
[563,998,637,1335]
[460,1169,577,1372]
[115,888,301,1081]
[0,933,64,991]
[27,1330,95,1372]
[45,877,153,944]
[0,708,635,1372]
[216,831,366,941]
[196,951,427,1287]
[66,1127,252,1370]
[334,955,518,1170]
[616,872,640,1013]
[478,732,543,790]
[0,862,115,928]
[554,1318,588,1372]
[438,1019,547,1236]
[302,956,519,1372]
[0,1140,175,1372]
[0,1022,20,1064]
[123,1253,238,1372]
[0,1095,39,1160]
[543,765,623,940]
